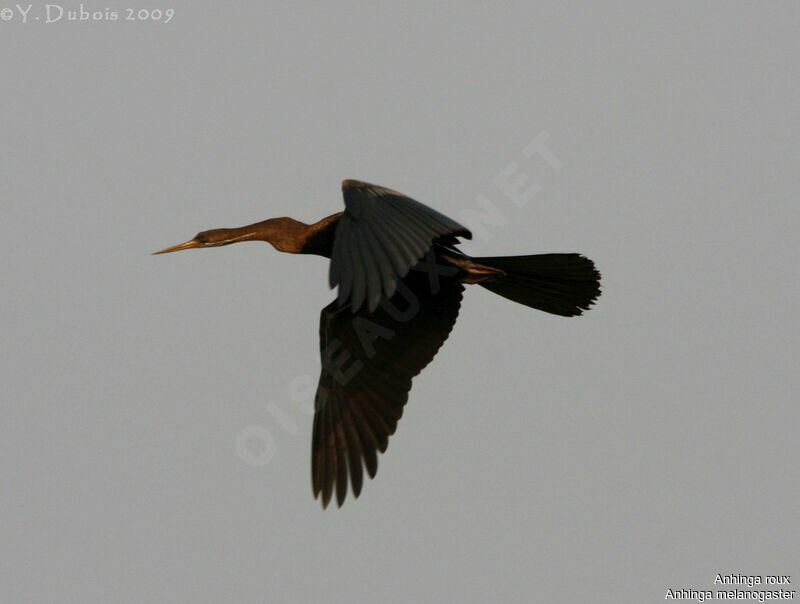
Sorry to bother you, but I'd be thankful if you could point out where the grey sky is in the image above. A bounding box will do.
[2,2,798,602]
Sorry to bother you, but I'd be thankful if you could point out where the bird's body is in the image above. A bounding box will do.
[155,179,601,507]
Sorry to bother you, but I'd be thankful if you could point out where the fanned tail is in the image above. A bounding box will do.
[471,253,601,316]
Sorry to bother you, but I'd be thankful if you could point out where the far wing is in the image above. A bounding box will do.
[330,179,471,312]
[312,273,464,508]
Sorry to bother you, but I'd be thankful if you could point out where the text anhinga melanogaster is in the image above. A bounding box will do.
[155,179,601,508]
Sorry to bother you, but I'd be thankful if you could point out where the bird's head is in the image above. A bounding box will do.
[153,218,308,255]
[152,228,251,255]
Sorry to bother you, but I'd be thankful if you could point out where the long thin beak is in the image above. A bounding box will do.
[152,239,203,255]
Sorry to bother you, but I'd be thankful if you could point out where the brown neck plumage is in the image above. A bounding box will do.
[223,213,341,256]
[236,217,310,253]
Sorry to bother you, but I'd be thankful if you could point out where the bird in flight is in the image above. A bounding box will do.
[155,179,601,508]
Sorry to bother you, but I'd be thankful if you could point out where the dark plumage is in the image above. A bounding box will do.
[154,179,601,507]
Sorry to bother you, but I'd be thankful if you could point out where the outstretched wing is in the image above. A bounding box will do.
[330,179,471,312]
[312,273,465,508]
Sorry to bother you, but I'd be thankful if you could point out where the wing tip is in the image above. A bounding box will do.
[342,179,367,192]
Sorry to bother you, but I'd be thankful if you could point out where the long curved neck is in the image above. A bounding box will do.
[223,214,340,256]
[224,218,309,254]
